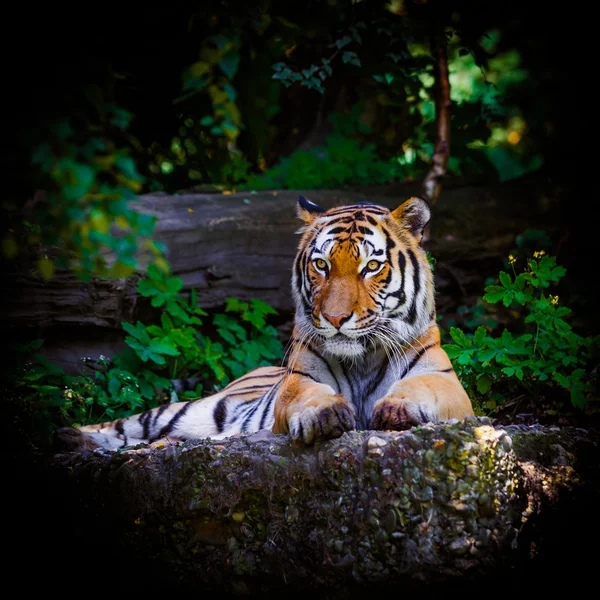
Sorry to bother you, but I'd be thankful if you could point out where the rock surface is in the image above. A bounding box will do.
[48,418,600,594]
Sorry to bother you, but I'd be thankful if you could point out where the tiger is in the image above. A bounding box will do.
[54,195,474,452]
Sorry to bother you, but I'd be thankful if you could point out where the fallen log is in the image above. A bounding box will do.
[2,175,555,373]
[46,417,600,594]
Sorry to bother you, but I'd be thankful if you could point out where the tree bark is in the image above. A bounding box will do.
[48,418,600,593]
[421,32,452,207]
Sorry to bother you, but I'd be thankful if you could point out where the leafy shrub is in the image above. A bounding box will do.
[244,133,402,190]
[11,266,283,430]
[444,252,598,414]
[4,108,166,281]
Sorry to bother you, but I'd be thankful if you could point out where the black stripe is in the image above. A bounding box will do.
[306,343,341,392]
[293,254,303,296]
[222,384,274,397]
[214,397,228,433]
[241,393,266,432]
[157,402,192,439]
[383,226,396,252]
[152,403,170,429]
[290,369,318,381]
[402,342,438,377]
[139,410,152,440]
[221,371,283,391]
[364,357,389,398]
[329,204,387,214]
[258,381,283,430]
[115,419,127,446]
[438,367,454,373]
[326,216,354,224]
[406,249,421,325]
[384,249,407,307]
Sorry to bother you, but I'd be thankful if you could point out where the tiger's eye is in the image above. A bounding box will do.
[315,258,327,270]
[366,260,380,271]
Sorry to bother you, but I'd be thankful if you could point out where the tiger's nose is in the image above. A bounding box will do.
[323,312,352,329]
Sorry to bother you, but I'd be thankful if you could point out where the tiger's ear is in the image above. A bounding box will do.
[391,196,431,242]
[297,195,326,224]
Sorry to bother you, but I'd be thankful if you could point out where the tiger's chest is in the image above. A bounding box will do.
[329,356,397,429]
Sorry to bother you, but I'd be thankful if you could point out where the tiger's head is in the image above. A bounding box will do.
[291,196,435,359]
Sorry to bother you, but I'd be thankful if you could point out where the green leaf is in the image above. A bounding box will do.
[499,271,512,288]
[483,286,505,304]
[166,300,193,324]
[218,328,237,346]
[501,330,513,347]
[122,321,151,345]
[502,292,514,307]
[476,374,492,394]
[137,279,160,297]
[457,351,474,365]
[478,348,498,362]
[148,340,180,356]
[37,257,55,280]
[473,326,487,347]
[443,344,461,359]
[449,327,470,348]
[161,313,174,331]
[335,36,352,49]
[571,386,587,409]
[514,291,530,305]
[219,49,240,80]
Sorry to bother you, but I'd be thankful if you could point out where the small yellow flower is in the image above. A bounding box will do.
[187,208,194,213]
[508,254,517,265]
[533,250,545,258]
[551,295,559,305]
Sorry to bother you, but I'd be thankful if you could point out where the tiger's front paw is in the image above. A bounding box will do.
[288,394,355,445]
[369,398,435,431]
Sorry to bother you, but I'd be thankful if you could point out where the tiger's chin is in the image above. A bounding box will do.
[322,337,366,359]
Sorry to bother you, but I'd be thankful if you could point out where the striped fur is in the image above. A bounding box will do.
[53,196,474,451]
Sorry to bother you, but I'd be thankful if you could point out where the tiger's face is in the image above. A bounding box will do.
[292,196,434,359]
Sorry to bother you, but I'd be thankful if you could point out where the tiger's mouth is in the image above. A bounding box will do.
[316,329,373,358]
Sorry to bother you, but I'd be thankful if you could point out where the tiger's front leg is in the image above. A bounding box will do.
[369,372,474,431]
[273,375,355,444]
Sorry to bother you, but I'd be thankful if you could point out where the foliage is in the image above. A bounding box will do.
[5,107,166,281]
[5,2,563,276]
[272,24,364,94]
[443,252,599,415]
[245,134,402,190]
[10,267,283,429]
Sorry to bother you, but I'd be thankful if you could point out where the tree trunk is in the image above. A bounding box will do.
[421,32,451,207]
[47,418,600,594]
